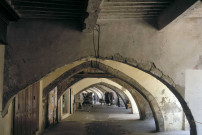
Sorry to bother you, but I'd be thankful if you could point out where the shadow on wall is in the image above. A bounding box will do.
[143,18,158,30]
[19,18,83,31]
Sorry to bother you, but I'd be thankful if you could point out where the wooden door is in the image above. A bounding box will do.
[14,83,39,135]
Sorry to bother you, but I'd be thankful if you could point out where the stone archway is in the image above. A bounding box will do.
[74,83,130,109]
[39,60,164,131]
[3,57,196,134]
[56,77,162,131]
[67,79,140,115]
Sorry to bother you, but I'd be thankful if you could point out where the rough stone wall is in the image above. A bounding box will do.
[98,18,202,88]
[5,17,202,101]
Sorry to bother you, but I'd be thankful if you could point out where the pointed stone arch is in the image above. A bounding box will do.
[67,79,140,115]
[3,57,196,135]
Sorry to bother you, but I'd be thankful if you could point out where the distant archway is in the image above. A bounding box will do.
[67,78,140,115]
[41,59,165,131]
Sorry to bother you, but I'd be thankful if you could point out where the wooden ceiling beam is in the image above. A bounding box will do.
[105,0,174,2]
[102,5,168,9]
[13,6,84,12]
[12,3,83,8]
[0,0,19,44]
[158,0,202,30]
[12,0,84,3]
[103,3,170,7]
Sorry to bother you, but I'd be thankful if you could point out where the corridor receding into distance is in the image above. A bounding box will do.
[43,104,188,135]
[1,0,202,135]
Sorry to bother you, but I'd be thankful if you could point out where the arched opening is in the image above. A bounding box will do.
[39,58,194,133]
[51,76,163,131]
[65,78,139,116]
[3,58,195,135]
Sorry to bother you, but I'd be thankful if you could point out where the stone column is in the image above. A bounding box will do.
[37,80,43,135]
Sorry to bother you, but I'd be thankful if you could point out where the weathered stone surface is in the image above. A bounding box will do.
[175,85,185,98]
[161,102,182,113]
[150,67,163,78]
[83,0,103,32]
[112,53,125,62]
[125,57,138,66]
[137,61,154,71]
[6,18,202,99]
[161,75,175,87]
[2,9,200,134]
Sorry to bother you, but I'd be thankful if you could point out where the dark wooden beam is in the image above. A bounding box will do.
[0,0,19,44]
[0,19,7,45]
[158,0,202,30]
[105,0,174,3]
[0,0,20,22]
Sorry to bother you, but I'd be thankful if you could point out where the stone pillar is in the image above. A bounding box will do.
[67,89,70,114]
[37,80,43,135]
[58,97,62,121]
[0,45,5,113]
[0,45,5,135]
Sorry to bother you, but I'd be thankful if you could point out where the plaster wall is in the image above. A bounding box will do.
[0,45,12,135]
[0,101,13,135]
[5,18,202,98]
[185,70,202,134]
[98,18,202,88]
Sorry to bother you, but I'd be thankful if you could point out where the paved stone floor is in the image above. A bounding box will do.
[42,104,189,135]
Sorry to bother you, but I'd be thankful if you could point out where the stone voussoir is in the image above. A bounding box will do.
[137,61,155,71]
[161,74,175,87]
[101,55,176,89]
[150,67,163,78]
